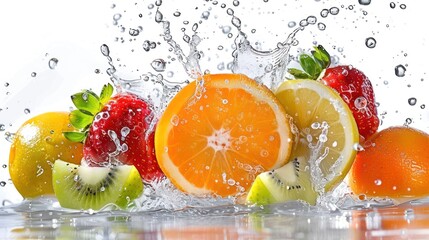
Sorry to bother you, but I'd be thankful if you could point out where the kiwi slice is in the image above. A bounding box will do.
[246,144,318,206]
[52,159,143,210]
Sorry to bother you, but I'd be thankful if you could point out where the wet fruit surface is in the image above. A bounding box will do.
[8,112,83,198]
[349,126,429,198]
[83,92,163,182]
[155,73,294,197]
[247,79,359,205]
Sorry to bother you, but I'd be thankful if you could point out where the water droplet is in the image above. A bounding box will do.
[4,132,15,143]
[374,179,382,186]
[319,134,327,143]
[151,59,167,72]
[420,104,426,109]
[121,127,130,138]
[155,9,163,23]
[129,28,140,36]
[113,13,122,21]
[395,64,406,77]
[0,181,5,187]
[24,108,31,114]
[227,178,236,186]
[365,37,377,48]
[320,9,329,17]
[260,149,269,157]
[405,118,412,125]
[330,7,340,15]
[353,143,365,151]
[318,23,326,31]
[221,26,231,34]
[100,44,110,56]
[173,11,181,17]
[390,2,396,8]
[399,4,406,9]
[31,72,37,77]
[222,99,228,104]
[299,19,308,27]
[306,16,317,25]
[288,21,296,28]
[192,23,199,32]
[0,124,5,131]
[311,122,321,129]
[36,165,44,177]
[82,92,89,101]
[171,115,179,126]
[201,11,210,20]
[354,96,368,109]
[231,16,241,28]
[233,0,240,6]
[408,97,417,106]
[217,62,225,70]
[48,58,58,69]
[358,0,371,5]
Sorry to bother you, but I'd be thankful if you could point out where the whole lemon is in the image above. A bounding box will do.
[9,112,83,198]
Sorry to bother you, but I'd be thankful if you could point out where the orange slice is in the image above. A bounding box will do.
[155,73,293,197]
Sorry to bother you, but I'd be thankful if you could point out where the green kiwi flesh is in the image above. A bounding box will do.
[52,159,143,210]
[246,155,318,206]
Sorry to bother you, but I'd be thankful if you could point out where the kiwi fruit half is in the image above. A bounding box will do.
[52,159,143,210]
[246,143,318,205]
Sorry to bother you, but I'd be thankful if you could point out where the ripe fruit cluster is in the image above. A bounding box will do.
[8,45,429,210]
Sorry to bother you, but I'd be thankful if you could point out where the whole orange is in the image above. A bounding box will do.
[349,126,429,199]
[9,112,83,198]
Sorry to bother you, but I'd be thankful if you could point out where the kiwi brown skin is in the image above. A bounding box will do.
[53,160,143,210]
[246,157,318,206]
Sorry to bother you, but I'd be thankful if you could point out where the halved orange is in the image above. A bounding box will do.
[155,73,294,197]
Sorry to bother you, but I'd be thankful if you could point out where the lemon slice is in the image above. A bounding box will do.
[247,79,359,205]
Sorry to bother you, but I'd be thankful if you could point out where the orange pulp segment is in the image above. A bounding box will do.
[155,73,293,197]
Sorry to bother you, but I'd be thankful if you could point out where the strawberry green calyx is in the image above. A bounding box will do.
[287,45,331,80]
[63,83,114,143]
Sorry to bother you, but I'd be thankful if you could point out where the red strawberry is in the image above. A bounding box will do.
[64,83,164,182]
[288,45,380,140]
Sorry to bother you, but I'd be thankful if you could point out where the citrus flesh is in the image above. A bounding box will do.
[9,112,83,198]
[247,80,359,205]
[155,73,294,197]
[274,80,358,197]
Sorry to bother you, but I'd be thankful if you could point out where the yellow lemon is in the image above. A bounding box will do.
[9,112,83,198]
